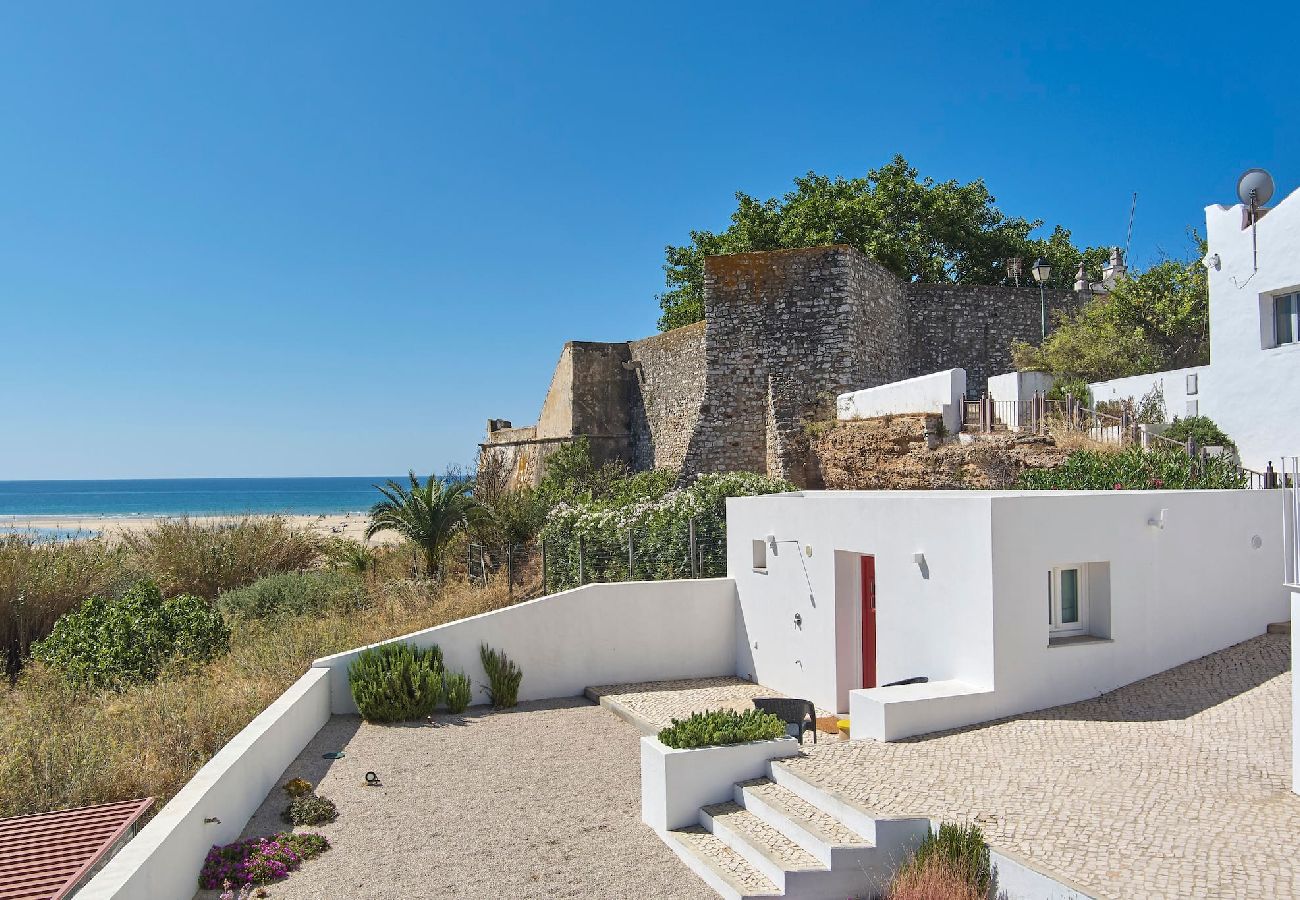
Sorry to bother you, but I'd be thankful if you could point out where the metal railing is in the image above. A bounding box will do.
[1284,457,1300,585]
[964,390,1280,489]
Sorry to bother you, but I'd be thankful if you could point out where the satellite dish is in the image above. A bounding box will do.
[1236,168,1275,207]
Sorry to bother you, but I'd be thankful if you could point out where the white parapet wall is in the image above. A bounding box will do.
[313,578,738,715]
[78,668,332,900]
[1088,366,1204,420]
[836,368,966,436]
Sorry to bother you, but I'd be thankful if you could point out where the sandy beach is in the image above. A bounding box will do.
[0,513,403,546]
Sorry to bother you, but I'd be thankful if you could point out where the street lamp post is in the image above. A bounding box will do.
[1031,258,1052,339]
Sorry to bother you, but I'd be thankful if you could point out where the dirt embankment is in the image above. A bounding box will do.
[809,414,1072,490]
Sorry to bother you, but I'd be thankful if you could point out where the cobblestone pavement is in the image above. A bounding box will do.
[586,676,835,729]
[781,634,1296,900]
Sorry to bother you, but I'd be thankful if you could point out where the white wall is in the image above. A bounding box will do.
[986,490,1286,729]
[79,669,332,900]
[1088,367,1204,420]
[986,370,1054,404]
[313,579,737,714]
[837,369,966,436]
[1201,187,1300,471]
[727,492,996,714]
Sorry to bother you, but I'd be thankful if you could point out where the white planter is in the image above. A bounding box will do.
[640,735,802,831]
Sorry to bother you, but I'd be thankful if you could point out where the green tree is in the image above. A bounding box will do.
[1012,245,1209,382]
[657,155,1108,330]
[367,473,484,578]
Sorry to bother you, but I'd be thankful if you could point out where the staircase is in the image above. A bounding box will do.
[658,758,931,900]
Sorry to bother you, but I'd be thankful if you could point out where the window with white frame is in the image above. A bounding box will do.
[1273,292,1299,347]
[1047,565,1087,637]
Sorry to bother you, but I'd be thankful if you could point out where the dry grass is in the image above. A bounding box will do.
[0,575,517,819]
[1048,426,1123,454]
[887,855,984,900]
[0,536,137,677]
[121,516,320,598]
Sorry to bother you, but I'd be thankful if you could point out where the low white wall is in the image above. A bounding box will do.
[1292,587,1300,795]
[837,369,966,436]
[640,736,800,831]
[313,579,737,714]
[78,668,332,900]
[986,370,1054,404]
[1088,366,1203,420]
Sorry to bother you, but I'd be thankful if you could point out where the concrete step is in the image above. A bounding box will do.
[1267,621,1291,635]
[701,801,824,889]
[665,826,783,899]
[734,777,873,868]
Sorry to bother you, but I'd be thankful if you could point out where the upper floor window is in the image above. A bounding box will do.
[1274,292,1299,347]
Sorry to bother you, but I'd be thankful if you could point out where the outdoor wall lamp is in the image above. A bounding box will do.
[793,613,802,629]
[1147,508,1168,530]
[913,551,926,566]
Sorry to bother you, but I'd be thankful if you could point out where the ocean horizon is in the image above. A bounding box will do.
[0,476,421,518]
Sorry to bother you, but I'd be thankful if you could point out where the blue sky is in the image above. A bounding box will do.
[1,2,1294,479]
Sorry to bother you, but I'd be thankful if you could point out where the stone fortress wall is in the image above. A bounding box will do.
[482,245,1080,488]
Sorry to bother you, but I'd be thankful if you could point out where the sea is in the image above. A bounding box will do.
[0,477,407,520]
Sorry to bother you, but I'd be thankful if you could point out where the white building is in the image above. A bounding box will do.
[727,489,1287,740]
[1087,182,1300,472]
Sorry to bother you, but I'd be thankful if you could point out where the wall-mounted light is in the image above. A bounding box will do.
[766,533,777,553]
[1202,252,1221,271]
[912,552,925,566]
[1147,508,1168,530]
[793,613,802,629]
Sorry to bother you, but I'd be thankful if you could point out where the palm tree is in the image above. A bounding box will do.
[367,473,482,579]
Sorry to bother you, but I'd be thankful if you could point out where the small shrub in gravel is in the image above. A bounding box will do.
[443,670,472,713]
[479,643,522,708]
[348,642,444,723]
[657,709,786,749]
[198,831,330,889]
[282,792,338,826]
[281,777,313,798]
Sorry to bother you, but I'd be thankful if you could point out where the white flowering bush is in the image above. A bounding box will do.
[541,472,793,590]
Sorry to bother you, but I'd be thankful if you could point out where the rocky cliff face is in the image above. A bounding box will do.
[810,414,1071,490]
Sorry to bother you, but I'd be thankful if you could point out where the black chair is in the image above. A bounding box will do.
[752,697,816,744]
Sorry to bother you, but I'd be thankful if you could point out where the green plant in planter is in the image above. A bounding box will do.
[657,708,786,749]
[347,642,444,723]
[281,792,337,826]
[443,670,472,714]
[479,643,522,708]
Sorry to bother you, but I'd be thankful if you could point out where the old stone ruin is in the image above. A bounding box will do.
[482,244,1096,489]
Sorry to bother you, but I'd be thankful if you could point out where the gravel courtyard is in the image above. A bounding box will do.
[202,698,715,900]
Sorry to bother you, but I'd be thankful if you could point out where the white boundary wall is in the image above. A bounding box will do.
[78,668,332,900]
[1088,367,1203,419]
[837,369,966,436]
[313,579,738,714]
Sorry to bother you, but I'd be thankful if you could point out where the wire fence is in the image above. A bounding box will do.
[468,516,729,597]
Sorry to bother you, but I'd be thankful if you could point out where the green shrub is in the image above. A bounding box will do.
[218,570,368,620]
[281,792,338,826]
[1046,376,1091,405]
[31,579,229,690]
[1018,445,1246,490]
[0,535,138,676]
[893,822,991,897]
[479,643,522,708]
[121,516,319,599]
[348,642,444,723]
[657,708,787,749]
[1164,415,1235,450]
[443,670,472,713]
[282,777,313,798]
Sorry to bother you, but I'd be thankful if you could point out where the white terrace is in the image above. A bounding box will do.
[82,488,1299,899]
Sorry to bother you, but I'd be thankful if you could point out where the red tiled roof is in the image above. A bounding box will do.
[0,798,153,900]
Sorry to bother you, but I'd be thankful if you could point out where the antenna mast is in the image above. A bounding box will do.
[1124,192,1137,266]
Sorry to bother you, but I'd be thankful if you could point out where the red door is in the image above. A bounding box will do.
[861,555,877,689]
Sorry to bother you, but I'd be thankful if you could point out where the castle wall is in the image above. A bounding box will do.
[628,321,707,471]
[905,284,1079,394]
[684,246,909,486]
